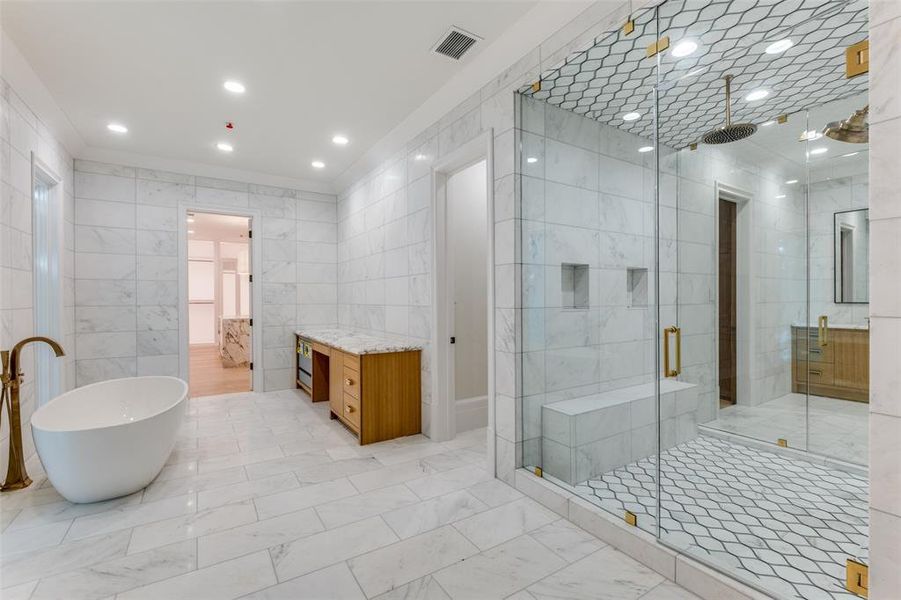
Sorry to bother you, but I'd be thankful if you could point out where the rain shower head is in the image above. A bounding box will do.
[823,105,869,143]
[701,75,757,145]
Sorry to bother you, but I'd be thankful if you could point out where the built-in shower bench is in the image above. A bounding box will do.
[541,380,698,485]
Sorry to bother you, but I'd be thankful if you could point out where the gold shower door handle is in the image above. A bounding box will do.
[663,326,681,377]
[818,315,829,347]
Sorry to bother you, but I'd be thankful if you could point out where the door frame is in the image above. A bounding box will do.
[31,153,64,405]
[177,203,263,392]
[430,130,495,457]
[714,182,754,408]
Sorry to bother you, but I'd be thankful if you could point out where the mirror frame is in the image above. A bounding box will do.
[833,207,869,305]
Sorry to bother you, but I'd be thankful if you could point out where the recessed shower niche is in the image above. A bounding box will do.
[627,267,648,308]
[561,263,588,309]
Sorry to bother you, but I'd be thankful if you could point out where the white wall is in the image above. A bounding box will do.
[0,76,75,477]
[72,160,337,392]
[448,160,489,429]
[868,2,901,597]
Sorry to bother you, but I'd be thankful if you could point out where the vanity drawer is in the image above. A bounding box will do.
[342,393,361,430]
[804,362,834,386]
[343,366,360,399]
[795,338,833,363]
[343,352,360,371]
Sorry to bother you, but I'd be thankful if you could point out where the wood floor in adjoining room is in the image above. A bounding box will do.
[0,390,699,600]
[189,345,251,398]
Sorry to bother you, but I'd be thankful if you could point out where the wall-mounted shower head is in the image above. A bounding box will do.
[823,105,868,143]
[701,75,758,145]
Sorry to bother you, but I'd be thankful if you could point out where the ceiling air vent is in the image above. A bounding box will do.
[432,26,481,60]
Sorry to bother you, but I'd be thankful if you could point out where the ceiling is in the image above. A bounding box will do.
[189,212,250,244]
[524,0,867,151]
[2,1,537,184]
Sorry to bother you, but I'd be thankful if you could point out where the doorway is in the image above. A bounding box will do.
[431,130,495,448]
[718,198,737,408]
[446,160,489,433]
[186,212,252,397]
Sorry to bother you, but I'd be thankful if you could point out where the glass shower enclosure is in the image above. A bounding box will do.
[517,1,869,598]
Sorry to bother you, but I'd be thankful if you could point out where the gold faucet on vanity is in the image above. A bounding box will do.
[1,337,65,491]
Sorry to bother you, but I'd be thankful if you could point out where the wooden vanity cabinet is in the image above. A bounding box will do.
[297,334,421,445]
[792,326,869,402]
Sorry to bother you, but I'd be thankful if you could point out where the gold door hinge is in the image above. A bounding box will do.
[624,511,637,526]
[846,40,869,78]
[846,559,868,597]
[777,438,788,448]
[534,466,543,477]
[689,142,698,151]
[646,36,670,58]
[777,114,789,124]
[531,81,541,93]
[623,19,635,35]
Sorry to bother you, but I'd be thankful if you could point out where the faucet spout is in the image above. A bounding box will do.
[2,336,66,492]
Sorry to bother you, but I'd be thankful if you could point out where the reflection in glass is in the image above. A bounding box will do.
[834,208,869,303]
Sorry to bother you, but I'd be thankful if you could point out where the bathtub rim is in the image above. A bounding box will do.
[31,376,189,434]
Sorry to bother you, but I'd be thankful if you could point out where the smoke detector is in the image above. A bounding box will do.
[432,26,481,60]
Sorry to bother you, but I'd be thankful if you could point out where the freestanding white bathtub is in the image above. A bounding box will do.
[31,376,188,503]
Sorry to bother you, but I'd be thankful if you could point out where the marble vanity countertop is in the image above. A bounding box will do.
[296,327,424,355]
[791,322,869,330]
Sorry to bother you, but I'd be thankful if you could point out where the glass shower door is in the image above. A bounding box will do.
[517,4,662,533]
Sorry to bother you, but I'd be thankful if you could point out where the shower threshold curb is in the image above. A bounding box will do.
[513,468,777,600]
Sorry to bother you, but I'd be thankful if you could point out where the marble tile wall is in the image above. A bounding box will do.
[334,0,648,480]
[335,71,520,441]
[516,95,811,468]
[867,2,901,597]
[0,76,76,477]
[72,160,338,392]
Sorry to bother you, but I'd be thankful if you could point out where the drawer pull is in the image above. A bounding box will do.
[809,369,823,376]
[345,405,355,413]
[344,378,353,386]
[809,349,821,354]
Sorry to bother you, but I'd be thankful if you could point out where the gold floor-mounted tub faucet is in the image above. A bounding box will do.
[1,336,65,492]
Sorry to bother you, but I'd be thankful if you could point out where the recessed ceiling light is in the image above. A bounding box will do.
[188,229,195,234]
[638,146,654,153]
[186,217,195,223]
[842,151,860,158]
[223,80,245,94]
[526,157,538,164]
[332,134,349,146]
[311,160,325,169]
[785,179,798,184]
[809,147,828,155]
[216,142,233,152]
[775,194,786,199]
[671,39,698,58]
[744,89,769,102]
[761,120,776,127]
[765,39,793,54]
[107,123,128,134]
[622,112,642,122]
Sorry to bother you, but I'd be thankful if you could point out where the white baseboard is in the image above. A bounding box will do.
[456,395,488,433]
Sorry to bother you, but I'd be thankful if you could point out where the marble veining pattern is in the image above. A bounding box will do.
[220,317,251,367]
[297,327,424,355]
[0,389,697,600]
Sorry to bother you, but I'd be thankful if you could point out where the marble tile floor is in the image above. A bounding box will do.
[703,393,868,466]
[570,435,868,600]
[0,389,699,600]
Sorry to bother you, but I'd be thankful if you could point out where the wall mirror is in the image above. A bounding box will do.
[834,208,869,303]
